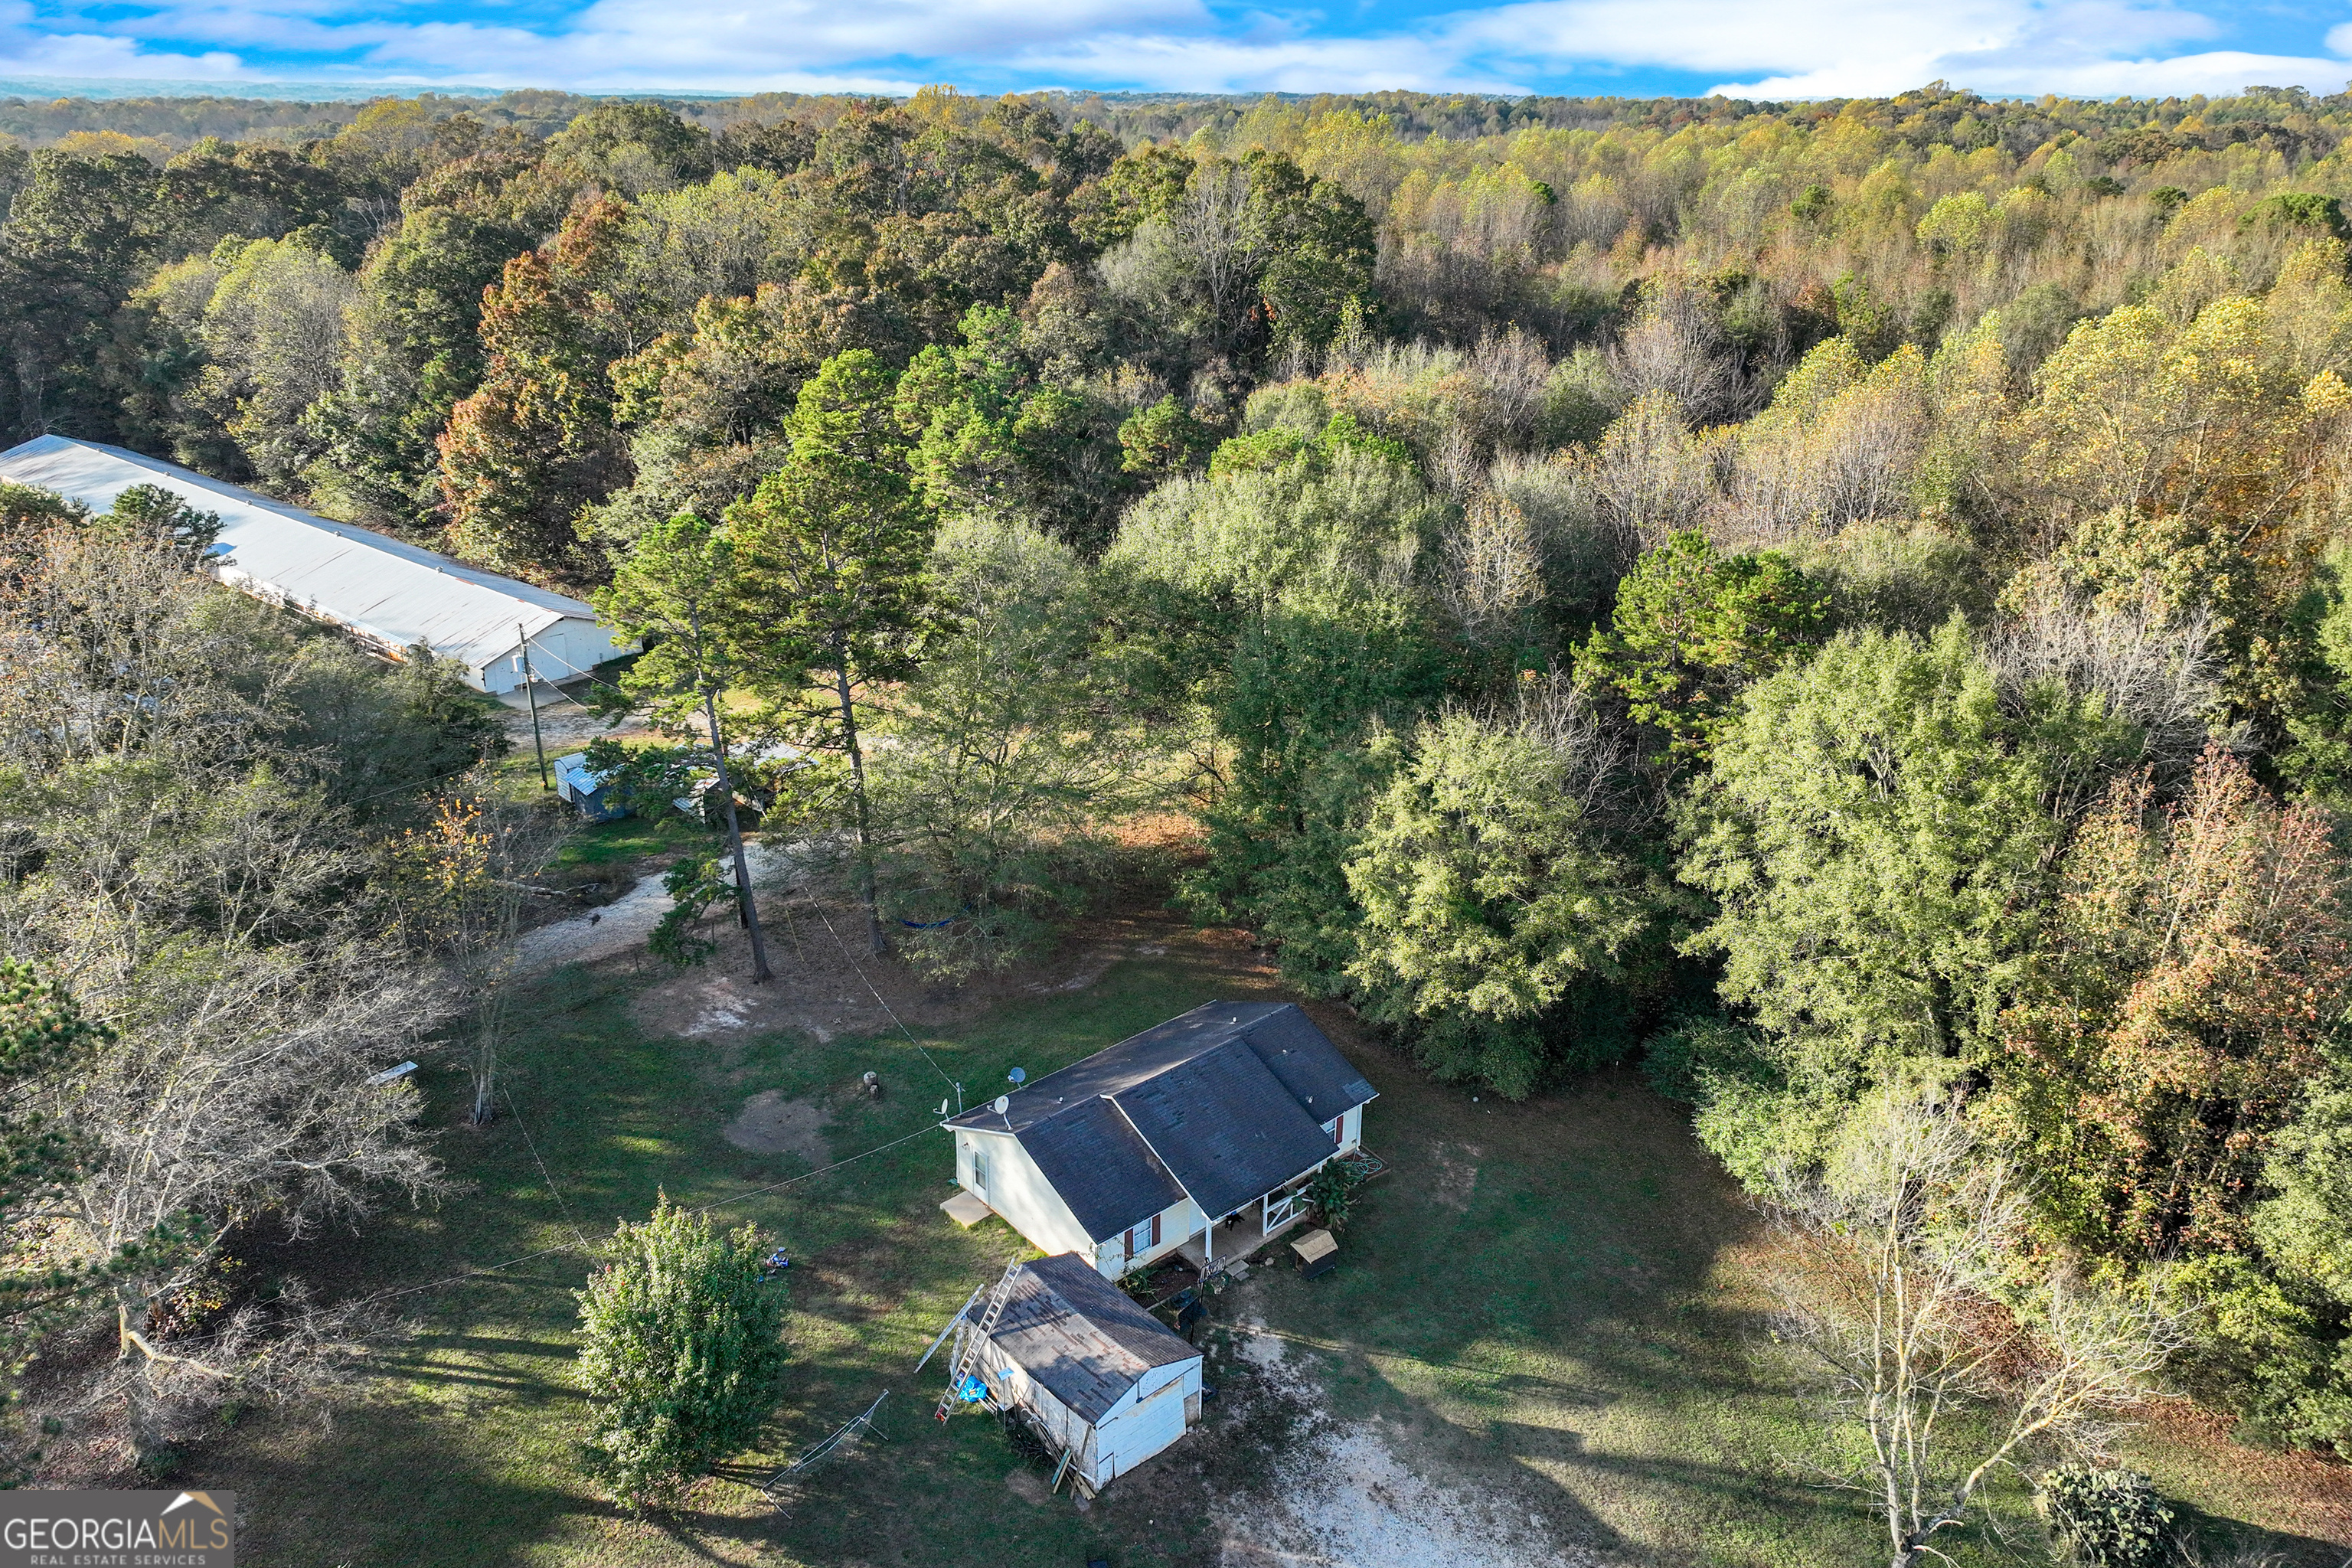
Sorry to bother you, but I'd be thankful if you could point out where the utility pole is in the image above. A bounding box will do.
[518,623,550,791]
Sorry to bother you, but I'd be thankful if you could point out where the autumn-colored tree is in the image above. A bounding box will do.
[385,789,565,1125]
[439,198,634,581]
[1991,746,2352,1259]
[2014,250,2352,733]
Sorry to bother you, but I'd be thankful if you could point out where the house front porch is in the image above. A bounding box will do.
[1170,1147,1388,1275]
[1174,1181,1313,1273]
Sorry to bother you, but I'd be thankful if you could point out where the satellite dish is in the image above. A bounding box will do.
[993,1095,1011,1118]
[936,1098,949,1117]
[1008,1067,1027,1086]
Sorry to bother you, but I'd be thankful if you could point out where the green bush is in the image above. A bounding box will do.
[1304,1160,1365,1231]
[2039,1466,2174,1568]
[1639,1012,1759,1105]
[576,1197,789,1509]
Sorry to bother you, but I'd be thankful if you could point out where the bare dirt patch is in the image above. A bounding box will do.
[1025,944,1126,994]
[1429,1142,1481,1212]
[721,1092,829,1165]
[1220,1425,1578,1568]
[494,684,657,756]
[518,844,792,973]
[622,890,1269,1049]
[1193,1311,1589,1568]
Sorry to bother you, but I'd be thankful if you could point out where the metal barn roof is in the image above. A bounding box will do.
[0,436,629,685]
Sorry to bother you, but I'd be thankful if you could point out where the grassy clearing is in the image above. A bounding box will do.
[193,915,2347,1566]
[552,811,711,871]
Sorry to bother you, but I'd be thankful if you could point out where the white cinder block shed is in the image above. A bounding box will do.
[965,1252,1204,1494]
[0,436,635,692]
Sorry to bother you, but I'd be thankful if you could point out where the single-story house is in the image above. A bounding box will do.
[551,753,627,822]
[0,435,635,693]
[963,1252,1203,1494]
[942,1001,1376,1279]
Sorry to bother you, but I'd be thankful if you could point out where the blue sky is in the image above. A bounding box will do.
[5,0,2352,101]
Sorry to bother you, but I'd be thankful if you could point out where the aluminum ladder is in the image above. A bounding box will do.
[933,1257,1023,1421]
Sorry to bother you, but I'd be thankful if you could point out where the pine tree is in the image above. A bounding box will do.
[593,511,777,982]
[728,349,933,954]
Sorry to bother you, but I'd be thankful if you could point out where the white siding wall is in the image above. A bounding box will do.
[979,1344,1095,1472]
[1096,1196,1200,1279]
[1083,1358,1202,1488]
[954,1129,1093,1256]
[484,619,631,693]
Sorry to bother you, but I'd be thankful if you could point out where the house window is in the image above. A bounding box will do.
[1124,1212,1161,1260]
[969,1143,989,1196]
[1327,1116,1344,1145]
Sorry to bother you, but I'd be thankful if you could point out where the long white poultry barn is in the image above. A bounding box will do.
[0,435,636,693]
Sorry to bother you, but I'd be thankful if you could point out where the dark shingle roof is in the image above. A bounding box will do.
[1240,1004,1380,1118]
[946,1002,1377,1239]
[982,1253,1200,1424]
[1014,1097,1187,1241]
[1111,1038,1339,1220]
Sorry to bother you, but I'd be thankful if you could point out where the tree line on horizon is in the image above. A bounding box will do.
[3,80,2352,1544]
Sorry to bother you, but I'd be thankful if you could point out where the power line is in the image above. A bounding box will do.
[685,1123,939,1214]
[362,1121,942,1306]
[805,901,961,1112]
[505,1085,592,1252]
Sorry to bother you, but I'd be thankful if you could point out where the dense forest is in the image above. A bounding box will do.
[5,77,2352,1538]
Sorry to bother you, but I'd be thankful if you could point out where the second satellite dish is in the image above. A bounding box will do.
[993,1095,1011,1117]
[1008,1067,1027,1086]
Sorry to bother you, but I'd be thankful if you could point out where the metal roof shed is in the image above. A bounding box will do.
[0,435,635,693]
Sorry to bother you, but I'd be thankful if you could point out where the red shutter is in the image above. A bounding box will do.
[1149,1212,1161,1247]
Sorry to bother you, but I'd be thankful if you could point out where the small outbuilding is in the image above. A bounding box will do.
[0,435,635,692]
[963,1253,1203,1494]
[551,753,627,822]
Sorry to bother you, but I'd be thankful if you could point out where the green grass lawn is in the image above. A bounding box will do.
[552,810,712,871]
[194,916,2347,1567]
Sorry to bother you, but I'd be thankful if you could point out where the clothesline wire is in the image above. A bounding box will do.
[505,1084,593,1252]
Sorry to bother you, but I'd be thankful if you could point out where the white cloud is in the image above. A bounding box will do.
[0,0,255,77]
[0,0,2345,100]
[1725,50,2352,99]
[1010,30,1526,93]
[52,0,1212,87]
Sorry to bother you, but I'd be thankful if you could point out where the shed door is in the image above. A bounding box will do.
[1104,1378,1187,1476]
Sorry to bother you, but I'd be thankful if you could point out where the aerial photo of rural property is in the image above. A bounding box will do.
[11,0,2352,1563]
